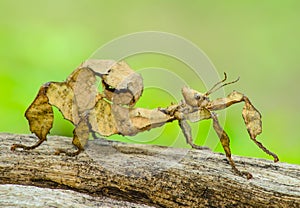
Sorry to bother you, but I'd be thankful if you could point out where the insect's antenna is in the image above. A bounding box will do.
[205,72,227,95]
[205,73,240,95]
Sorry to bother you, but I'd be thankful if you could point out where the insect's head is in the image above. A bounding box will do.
[182,86,210,108]
[182,73,239,108]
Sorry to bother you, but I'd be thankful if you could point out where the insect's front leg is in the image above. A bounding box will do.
[210,112,253,179]
[178,119,210,150]
[176,107,212,150]
[207,91,279,162]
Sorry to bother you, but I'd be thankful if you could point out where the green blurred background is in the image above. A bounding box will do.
[0,0,299,164]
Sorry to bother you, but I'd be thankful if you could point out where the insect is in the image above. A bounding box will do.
[11,60,279,179]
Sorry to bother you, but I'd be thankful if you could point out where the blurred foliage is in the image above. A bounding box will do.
[0,0,299,164]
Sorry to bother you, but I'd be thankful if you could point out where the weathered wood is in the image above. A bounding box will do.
[0,184,153,208]
[1,133,299,207]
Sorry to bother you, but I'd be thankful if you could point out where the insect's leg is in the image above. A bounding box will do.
[11,137,47,151]
[242,96,279,162]
[211,113,252,179]
[208,91,279,162]
[55,118,90,156]
[207,91,245,111]
[11,85,54,152]
[178,119,210,150]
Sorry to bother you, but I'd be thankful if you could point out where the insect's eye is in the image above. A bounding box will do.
[194,93,201,100]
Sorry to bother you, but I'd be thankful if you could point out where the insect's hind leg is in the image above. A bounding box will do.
[11,84,54,153]
[11,136,47,151]
[55,118,90,156]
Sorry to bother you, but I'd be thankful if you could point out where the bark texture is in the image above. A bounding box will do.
[0,133,299,207]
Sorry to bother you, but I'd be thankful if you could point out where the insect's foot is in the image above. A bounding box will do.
[231,167,253,179]
[54,149,63,155]
[11,144,31,151]
[10,144,18,151]
[242,171,253,180]
[273,155,279,163]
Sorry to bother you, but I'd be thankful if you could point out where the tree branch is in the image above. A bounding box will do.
[1,133,299,207]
